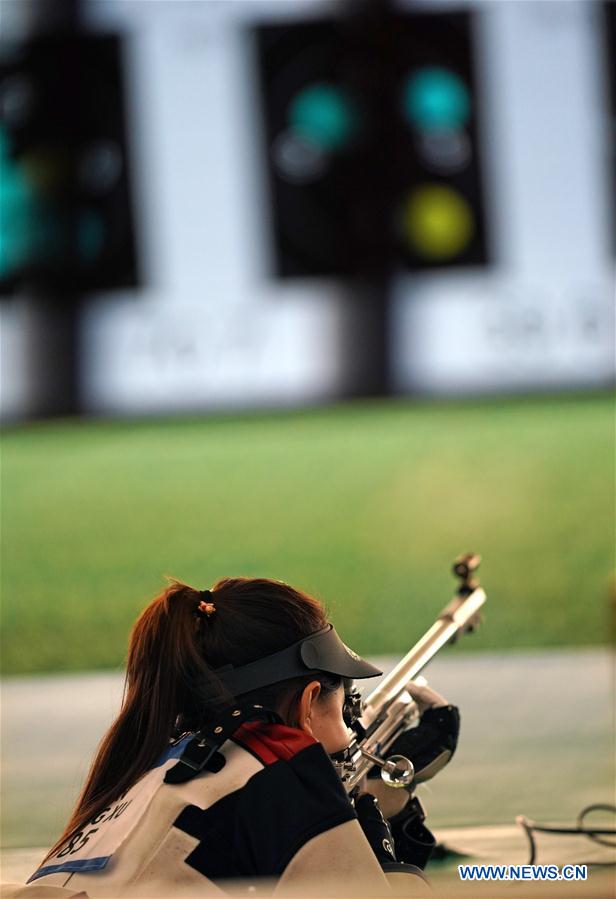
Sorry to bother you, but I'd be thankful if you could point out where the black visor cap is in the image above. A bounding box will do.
[215,625,381,698]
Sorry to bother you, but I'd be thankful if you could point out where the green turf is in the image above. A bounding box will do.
[1,394,614,675]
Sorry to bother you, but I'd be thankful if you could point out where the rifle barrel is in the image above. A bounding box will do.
[361,586,486,726]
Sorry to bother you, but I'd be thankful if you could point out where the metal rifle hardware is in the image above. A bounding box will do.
[333,553,486,794]
[360,748,415,788]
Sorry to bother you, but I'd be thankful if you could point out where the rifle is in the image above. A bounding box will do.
[334,553,486,793]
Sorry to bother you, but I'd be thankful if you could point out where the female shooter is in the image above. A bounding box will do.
[25,577,458,896]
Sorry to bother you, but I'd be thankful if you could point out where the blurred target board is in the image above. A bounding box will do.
[256,10,490,278]
[0,34,139,295]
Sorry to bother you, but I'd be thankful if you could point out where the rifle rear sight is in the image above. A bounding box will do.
[452,553,481,590]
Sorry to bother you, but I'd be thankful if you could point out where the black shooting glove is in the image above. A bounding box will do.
[393,704,460,782]
[355,793,398,866]
[368,704,460,785]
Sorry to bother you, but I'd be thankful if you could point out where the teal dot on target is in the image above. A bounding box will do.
[0,126,38,277]
[402,67,470,130]
[289,83,358,151]
[77,210,105,263]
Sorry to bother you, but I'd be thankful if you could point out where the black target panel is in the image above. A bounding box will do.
[389,12,490,272]
[255,11,491,278]
[256,21,373,278]
[0,33,139,295]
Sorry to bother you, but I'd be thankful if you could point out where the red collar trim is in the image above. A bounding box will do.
[233,722,317,766]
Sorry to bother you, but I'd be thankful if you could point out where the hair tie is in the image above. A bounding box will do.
[197,589,216,618]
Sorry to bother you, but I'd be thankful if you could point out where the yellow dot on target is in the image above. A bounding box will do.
[403,185,474,259]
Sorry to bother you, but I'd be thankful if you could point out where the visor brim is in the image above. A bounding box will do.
[216,625,381,697]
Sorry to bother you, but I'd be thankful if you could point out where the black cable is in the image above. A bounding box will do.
[516,804,616,866]
[577,804,616,850]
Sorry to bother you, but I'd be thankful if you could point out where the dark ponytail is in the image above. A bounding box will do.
[45,576,335,860]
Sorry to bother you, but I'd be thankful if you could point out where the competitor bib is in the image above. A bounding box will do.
[28,736,192,883]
